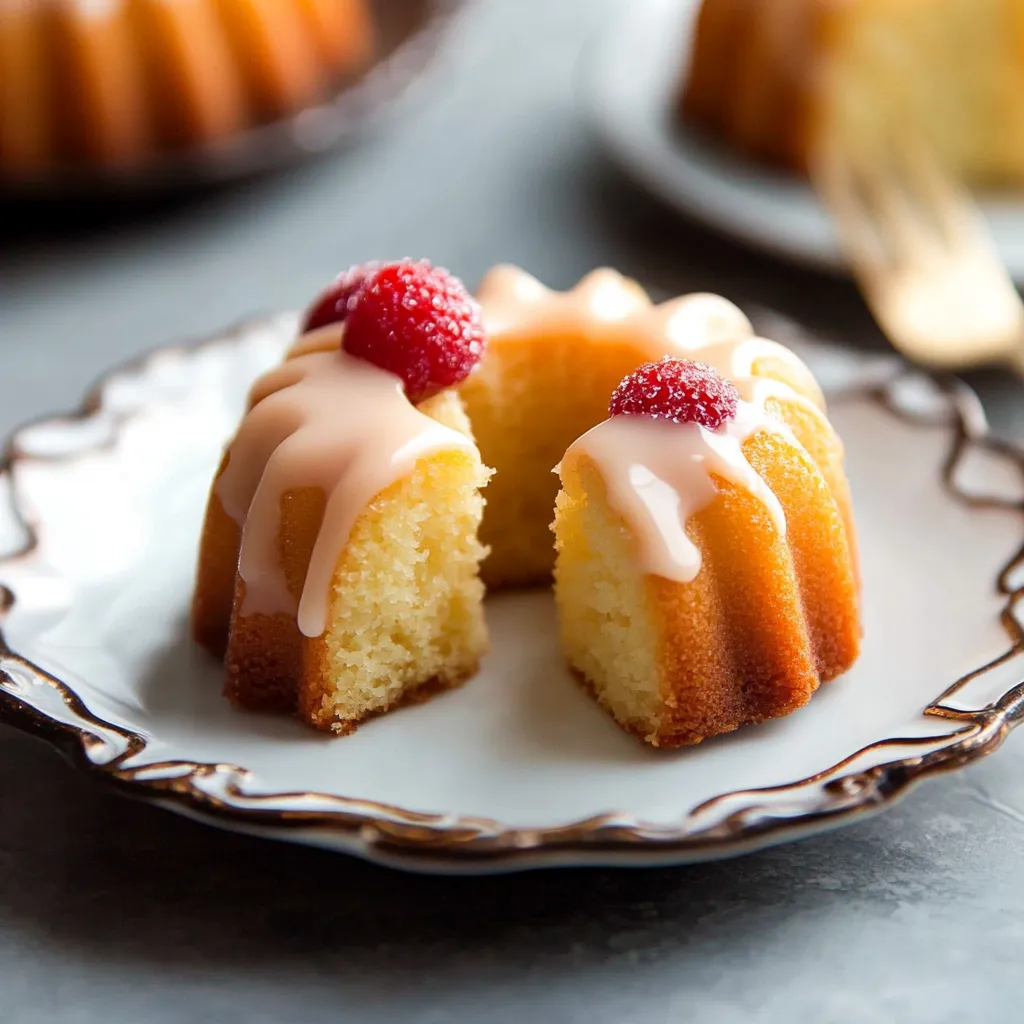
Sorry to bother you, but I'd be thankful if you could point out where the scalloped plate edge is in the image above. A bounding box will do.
[1,320,1024,873]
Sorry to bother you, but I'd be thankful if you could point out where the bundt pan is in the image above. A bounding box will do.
[0,0,463,194]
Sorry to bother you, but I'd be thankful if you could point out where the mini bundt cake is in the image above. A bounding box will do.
[681,0,1024,183]
[0,0,373,177]
[192,262,491,733]
[553,358,860,747]
[193,260,861,743]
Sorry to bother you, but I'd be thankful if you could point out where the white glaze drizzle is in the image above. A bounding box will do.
[565,403,786,585]
[216,347,473,638]
[561,402,792,584]
[477,266,820,406]
[285,322,342,359]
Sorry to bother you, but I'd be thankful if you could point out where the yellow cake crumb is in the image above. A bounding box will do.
[553,458,664,741]
[305,446,491,731]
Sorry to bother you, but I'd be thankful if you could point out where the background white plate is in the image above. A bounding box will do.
[585,0,1024,280]
[1,315,1023,873]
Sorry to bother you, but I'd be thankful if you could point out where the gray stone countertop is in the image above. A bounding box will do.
[1,1,1023,1021]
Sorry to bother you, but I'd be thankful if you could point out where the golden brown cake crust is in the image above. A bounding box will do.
[658,434,858,745]
[555,429,860,749]
[213,485,324,715]
[223,608,303,714]
[190,457,239,660]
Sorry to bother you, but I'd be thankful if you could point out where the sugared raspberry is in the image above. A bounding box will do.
[609,358,739,429]
[302,261,381,333]
[343,260,485,402]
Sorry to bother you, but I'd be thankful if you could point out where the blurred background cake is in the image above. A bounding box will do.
[680,0,1024,184]
[0,0,375,179]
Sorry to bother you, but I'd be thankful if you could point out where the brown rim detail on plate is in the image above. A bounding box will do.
[0,0,466,198]
[1,318,1024,868]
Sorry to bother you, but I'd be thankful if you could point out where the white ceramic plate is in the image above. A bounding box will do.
[584,0,1024,279]
[1,315,1023,874]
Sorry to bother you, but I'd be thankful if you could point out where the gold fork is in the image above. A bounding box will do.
[812,134,1024,379]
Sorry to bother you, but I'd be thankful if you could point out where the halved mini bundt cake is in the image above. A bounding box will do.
[193,261,861,743]
[192,263,491,734]
[553,358,860,747]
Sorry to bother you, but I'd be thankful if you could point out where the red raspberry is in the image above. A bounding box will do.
[609,358,739,429]
[343,260,485,402]
[301,261,381,333]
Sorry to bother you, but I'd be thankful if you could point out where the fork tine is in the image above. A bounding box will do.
[894,136,976,238]
[857,144,951,272]
[815,125,1024,373]
[815,132,962,279]
[895,136,1014,276]
[811,135,895,284]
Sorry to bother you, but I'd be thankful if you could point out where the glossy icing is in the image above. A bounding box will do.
[562,403,790,584]
[216,342,473,638]
[477,265,817,405]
